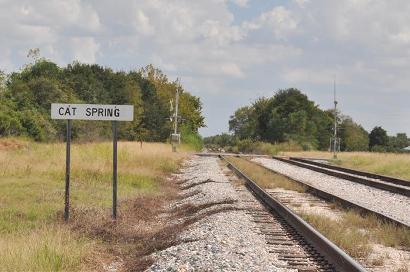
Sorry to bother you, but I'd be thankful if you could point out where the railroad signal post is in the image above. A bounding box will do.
[331,78,339,159]
[51,103,134,221]
[171,86,181,152]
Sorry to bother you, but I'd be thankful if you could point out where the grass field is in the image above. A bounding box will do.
[282,151,410,181]
[0,138,190,271]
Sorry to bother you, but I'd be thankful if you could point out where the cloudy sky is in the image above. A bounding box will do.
[1,0,409,136]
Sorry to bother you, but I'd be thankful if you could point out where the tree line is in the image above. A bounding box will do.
[205,88,408,153]
[0,56,205,143]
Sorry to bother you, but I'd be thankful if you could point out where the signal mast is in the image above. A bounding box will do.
[332,78,339,159]
[171,84,181,152]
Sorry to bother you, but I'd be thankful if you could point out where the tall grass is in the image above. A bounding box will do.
[0,137,189,271]
[0,227,92,271]
[283,151,410,181]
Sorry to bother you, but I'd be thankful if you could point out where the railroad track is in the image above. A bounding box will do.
[272,156,410,197]
[289,157,410,188]
[221,155,366,272]
[252,157,410,229]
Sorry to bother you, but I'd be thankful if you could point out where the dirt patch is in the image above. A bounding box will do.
[0,138,28,150]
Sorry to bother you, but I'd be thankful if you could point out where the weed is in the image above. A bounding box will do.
[300,213,371,258]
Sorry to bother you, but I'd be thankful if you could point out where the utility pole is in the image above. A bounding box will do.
[333,78,338,159]
[174,86,179,136]
[172,86,180,152]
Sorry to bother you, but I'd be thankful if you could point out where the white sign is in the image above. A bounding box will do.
[51,103,134,121]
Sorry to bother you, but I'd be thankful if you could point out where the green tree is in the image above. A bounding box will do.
[0,70,6,93]
[28,77,68,110]
[1,58,205,142]
[389,133,409,150]
[340,118,369,151]
[369,126,389,150]
[229,106,256,139]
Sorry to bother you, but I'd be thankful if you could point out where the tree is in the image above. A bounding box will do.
[389,133,409,150]
[369,126,389,150]
[27,48,41,62]
[179,92,205,133]
[229,106,256,139]
[28,77,67,110]
[0,70,6,93]
[254,89,331,149]
[340,118,369,151]
[1,59,205,142]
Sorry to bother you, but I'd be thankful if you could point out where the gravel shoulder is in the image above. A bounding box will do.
[254,158,410,226]
[146,156,290,272]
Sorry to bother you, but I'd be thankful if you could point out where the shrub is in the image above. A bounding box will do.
[180,127,203,151]
[371,145,387,153]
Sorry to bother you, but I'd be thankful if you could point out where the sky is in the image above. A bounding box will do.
[0,0,409,137]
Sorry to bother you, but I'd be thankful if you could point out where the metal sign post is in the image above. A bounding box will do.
[51,103,133,221]
[112,121,118,219]
[64,119,71,221]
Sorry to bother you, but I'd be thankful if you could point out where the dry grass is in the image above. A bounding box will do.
[226,156,410,260]
[299,213,371,258]
[283,151,410,181]
[0,137,191,271]
[225,156,305,192]
[302,210,410,259]
[342,211,410,248]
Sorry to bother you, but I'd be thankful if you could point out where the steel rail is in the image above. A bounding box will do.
[272,157,410,197]
[220,155,367,272]
[290,157,410,188]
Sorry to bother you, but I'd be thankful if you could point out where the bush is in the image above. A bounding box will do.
[251,141,279,155]
[19,110,57,141]
[371,145,387,153]
[235,140,303,156]
[0,112,23,136]
[180,127,203,151]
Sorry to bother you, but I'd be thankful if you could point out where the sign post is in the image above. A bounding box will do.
[112,121,118,219]
[64,119,71,221]
[51,103,134,221]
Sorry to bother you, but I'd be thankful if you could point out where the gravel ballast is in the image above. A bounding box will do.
[147,156,290,272]
[254,158,410,226]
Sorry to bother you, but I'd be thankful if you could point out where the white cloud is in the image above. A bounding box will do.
[200,20,245,45]
[294,0,310,8]
[243,6,298,39]
[282,67,350,85]
[69,37,100,63]
[220,63,244,78]
[135,10,154,35]
[230,0,249,8]
[1,0,410,136]
[390,30,410,44]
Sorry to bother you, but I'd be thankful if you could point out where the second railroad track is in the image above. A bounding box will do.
[273,156,410,197]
